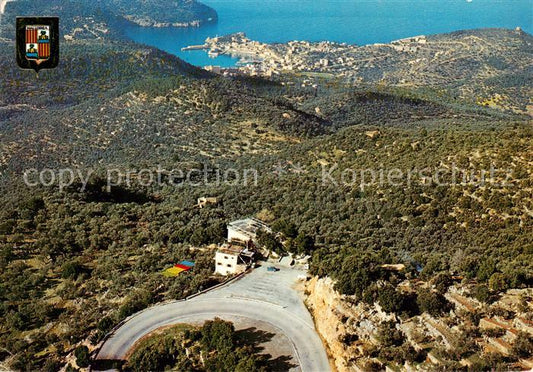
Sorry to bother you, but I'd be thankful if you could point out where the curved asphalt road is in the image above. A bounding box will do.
[96,266,331,372]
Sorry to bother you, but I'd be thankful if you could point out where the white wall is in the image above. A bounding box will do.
[215,251,239,275]
[227,227,252,244]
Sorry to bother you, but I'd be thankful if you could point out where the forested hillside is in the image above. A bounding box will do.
[0,114,531,369]
[0,39,209,110]
[0,40,331,178]
[0,4,531,369]
[0,0,216,39]
[0,0,124,40]
[103,0,217,27]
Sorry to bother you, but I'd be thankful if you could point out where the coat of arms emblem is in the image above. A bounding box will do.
[16,17,59,73]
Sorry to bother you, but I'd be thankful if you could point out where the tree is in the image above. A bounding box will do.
[459,256,479,279]
[97,316,114,334]
[65,364,79,372]
[489,272,508,292]
[377,285,418,316]
[272,219,298,239]
[472,284,492,303]
[235,355,262,372]
[118,290,153,320]
[293,232,315,255]
[61,261,84,279]
[511,332,533,359]
[190,228,207,246]
[431,272,452,294]
[477,258,497,281]
[19,197,45,220]
[257,230,283,254]
[201,317,235,353]
[416,288,451,317]
[43,358,62,372]
[377,321,405,347]
[74,345,90,368]
[421,256,448,279]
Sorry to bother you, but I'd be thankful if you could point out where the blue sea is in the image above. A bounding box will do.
[125,0,533,67]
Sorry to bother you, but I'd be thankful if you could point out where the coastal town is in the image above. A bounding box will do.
[189,28,531,114]
[195,29,524,80]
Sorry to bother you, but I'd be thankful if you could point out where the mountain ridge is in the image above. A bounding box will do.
[0,0,217,40]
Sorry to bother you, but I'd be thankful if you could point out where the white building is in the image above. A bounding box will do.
[204,65,222,74]
[214,245,254,275]
[227,217,271,245]
[214,217,271,275]
[196,196,218,208]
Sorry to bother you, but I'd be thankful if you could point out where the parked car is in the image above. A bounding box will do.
[267,266,280,272]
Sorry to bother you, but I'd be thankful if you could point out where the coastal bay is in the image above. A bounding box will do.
[125,0,533,67]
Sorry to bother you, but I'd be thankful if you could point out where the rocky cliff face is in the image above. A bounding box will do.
[306,276,533,371]
[305,277,354,372]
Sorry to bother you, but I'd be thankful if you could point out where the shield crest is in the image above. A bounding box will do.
[25,25,51,63]
[17,17,59,73]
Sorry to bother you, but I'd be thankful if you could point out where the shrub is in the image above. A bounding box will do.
[511,332,533,359]
[61,261,84,280]
[416,288,451,316]
[472,284,492,303]
[377,321,405,347]
[74,345,90,368]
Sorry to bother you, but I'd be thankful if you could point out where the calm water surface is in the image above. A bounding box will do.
[125,0,533,67]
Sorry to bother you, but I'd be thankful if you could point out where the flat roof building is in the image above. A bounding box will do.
[214,243,255,275]
[214,217,270,275]
[227,217,271,245]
